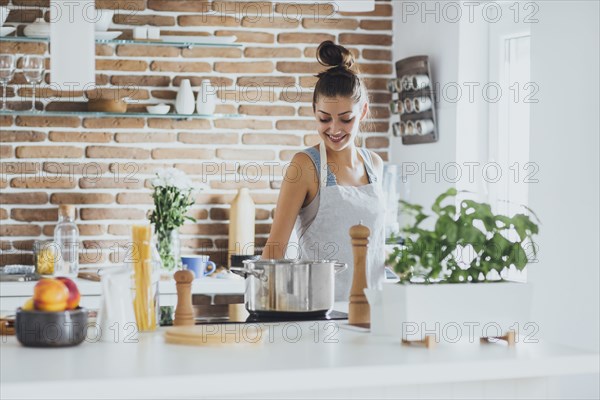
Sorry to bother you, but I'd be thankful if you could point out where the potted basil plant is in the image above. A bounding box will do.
[371,188,540,342]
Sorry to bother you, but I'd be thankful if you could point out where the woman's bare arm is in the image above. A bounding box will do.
[261,153,315,260]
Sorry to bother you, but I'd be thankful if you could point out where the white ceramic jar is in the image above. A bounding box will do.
[196,79,217,115]
[175,79,195,115]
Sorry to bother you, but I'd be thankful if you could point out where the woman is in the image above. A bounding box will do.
[261,41,387,301]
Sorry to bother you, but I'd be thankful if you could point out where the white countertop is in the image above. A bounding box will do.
[1,314,598,399]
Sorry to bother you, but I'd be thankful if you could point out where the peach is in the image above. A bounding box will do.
[33,279,69,312]
[56,277,80,310]
[22,297,35,311]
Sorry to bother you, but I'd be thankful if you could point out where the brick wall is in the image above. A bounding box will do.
[0,0,393,267]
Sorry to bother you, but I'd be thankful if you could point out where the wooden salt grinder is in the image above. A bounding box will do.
[173,269,195,326]
[348,222,371,327]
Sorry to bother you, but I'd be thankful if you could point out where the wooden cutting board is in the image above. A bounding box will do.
[164,325,266,347]
[0,317,15,336]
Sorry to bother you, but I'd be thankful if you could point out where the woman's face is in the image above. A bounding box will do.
[314,96,368,151]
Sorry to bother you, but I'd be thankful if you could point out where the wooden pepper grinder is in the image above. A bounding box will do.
[173,269,195,326]
[348,221,370,327]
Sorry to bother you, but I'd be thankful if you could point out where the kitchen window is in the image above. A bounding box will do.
[488,25,533,282]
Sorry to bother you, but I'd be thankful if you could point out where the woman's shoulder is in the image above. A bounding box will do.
[367,150,383,168]
[291,145,320,166]
[287,146,320,183]
[363,149,384,180]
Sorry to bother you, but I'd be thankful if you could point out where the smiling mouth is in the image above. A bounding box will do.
[326,133,348,143]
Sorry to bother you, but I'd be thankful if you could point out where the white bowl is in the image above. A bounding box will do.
[95,9,114,32]
[95,31,122,41]
[146,104,171,115]
[0,7,9,27]
[23,18,50,38]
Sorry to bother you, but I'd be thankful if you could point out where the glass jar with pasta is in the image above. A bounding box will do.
[130,225,161,332]
[33,240,58,276]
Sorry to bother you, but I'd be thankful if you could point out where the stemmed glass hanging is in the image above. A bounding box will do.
[22,55,44,112]
[0,55,16,111]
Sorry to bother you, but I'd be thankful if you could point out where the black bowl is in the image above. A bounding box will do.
[15,307,88,347]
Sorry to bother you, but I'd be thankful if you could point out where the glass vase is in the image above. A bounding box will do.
[156,229,181,273]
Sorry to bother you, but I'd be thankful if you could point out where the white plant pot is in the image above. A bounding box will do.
[175,79,195,115]
[196,79,216,115]
[368,281,532,342]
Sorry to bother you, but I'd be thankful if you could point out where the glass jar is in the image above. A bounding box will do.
[33,240,58,275]
[131,225,161,332]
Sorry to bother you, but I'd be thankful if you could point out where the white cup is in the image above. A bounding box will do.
[392,122,401,137]
[147,27,160,40]
[393,78,403,93]
[399,121,407,136]
[406,120,415,135]
[133,26,147,40]
[411,74,430,90]
[416,119,435,135]
[387,79,397,93]
[403,98,413,113]
[414,96,432,113]
[401,75,412,91]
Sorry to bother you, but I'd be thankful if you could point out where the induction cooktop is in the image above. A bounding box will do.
[161,310,348,326]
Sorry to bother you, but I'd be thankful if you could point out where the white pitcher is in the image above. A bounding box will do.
[175,79,195,115]
[196,79,217,115]
[96,266,138,343]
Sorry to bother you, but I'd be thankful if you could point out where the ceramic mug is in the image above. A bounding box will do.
[181,255,217,278]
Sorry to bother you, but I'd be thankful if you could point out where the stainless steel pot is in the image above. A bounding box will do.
[231,259,347,315]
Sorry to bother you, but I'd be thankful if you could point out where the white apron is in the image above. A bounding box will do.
[293,141,387,301]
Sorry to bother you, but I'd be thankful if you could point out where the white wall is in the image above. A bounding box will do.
[529,0,599,353]
[392,0,600,397]
[455,14,489,200]
[528,1,600,397]
[391,2,490,206]
[391,2,460,207]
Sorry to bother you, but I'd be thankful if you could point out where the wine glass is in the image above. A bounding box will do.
[22,55,44,112]
[0,55,16,111]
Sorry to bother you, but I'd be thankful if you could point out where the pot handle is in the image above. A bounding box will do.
[229,266,267,281]
[229,266,247,277]
[334,262,347,274]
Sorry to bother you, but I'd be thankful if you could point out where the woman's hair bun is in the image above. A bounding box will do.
[316,40,355,70]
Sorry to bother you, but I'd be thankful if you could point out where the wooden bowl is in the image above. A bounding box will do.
[15,307,88,347]
[87,98,127,113]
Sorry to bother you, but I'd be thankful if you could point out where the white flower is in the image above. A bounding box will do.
[152,168,195,191]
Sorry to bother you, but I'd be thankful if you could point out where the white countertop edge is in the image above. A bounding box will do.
[2,352,598,399]
[0,277,245,298]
